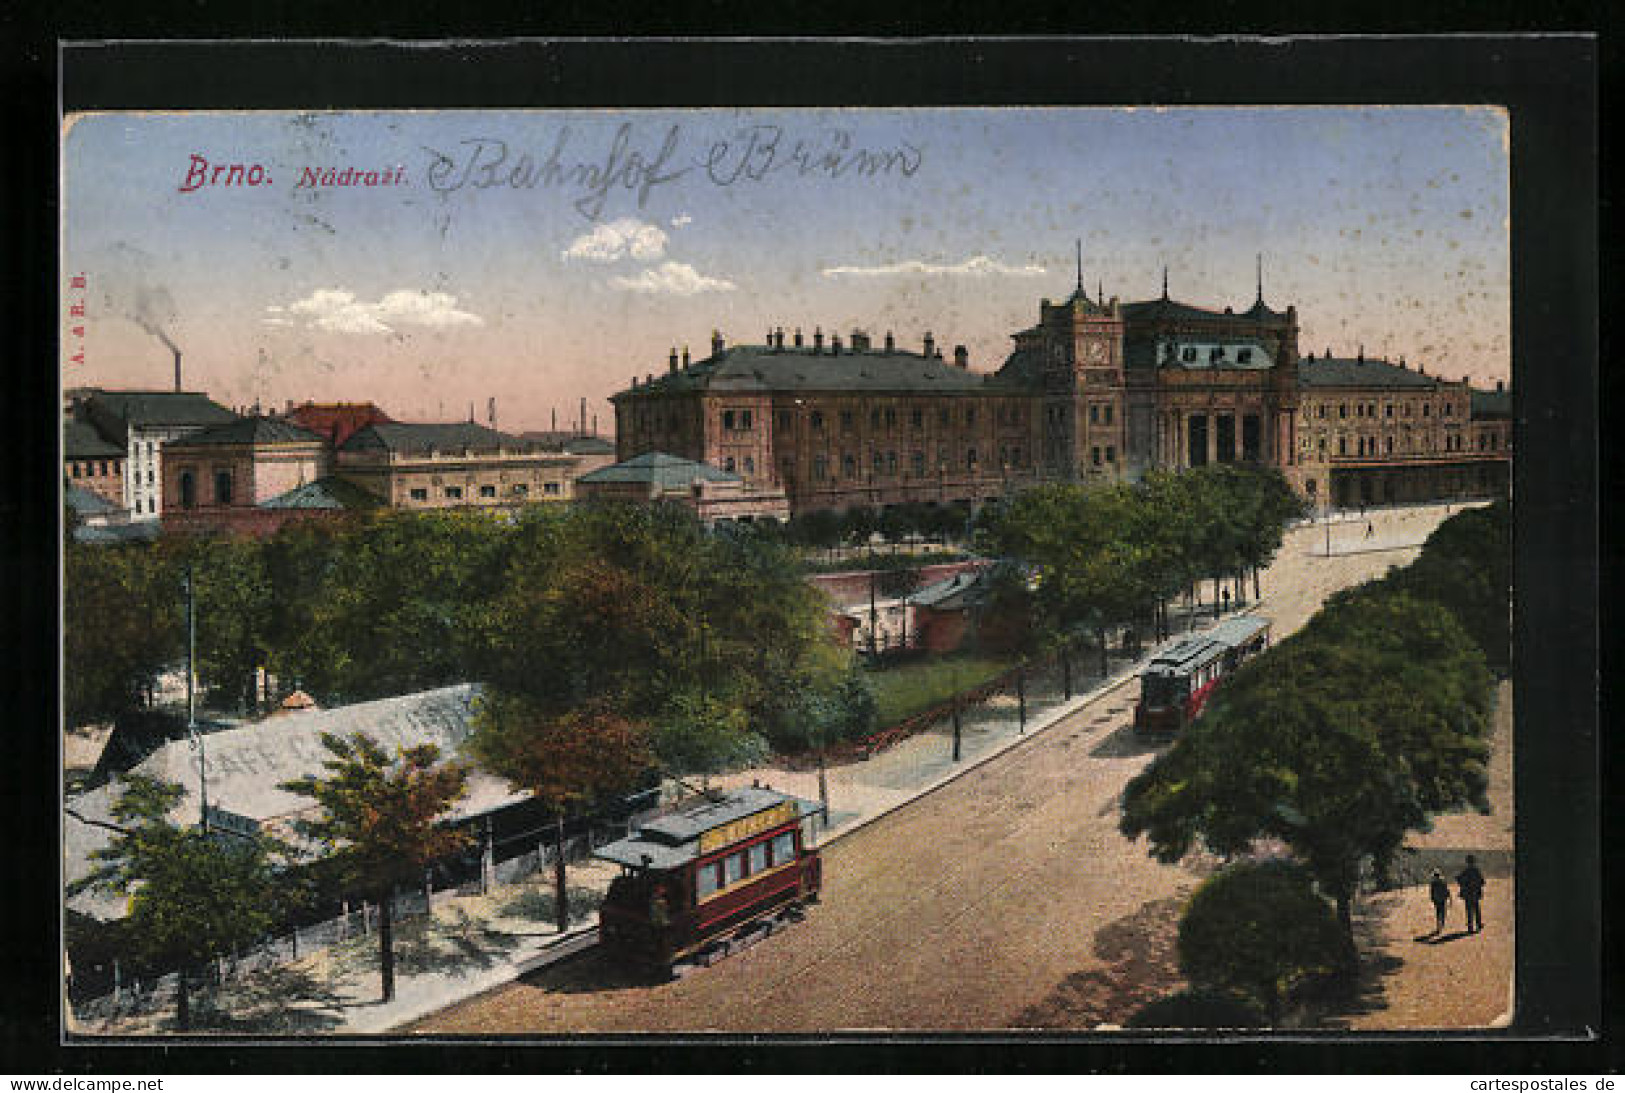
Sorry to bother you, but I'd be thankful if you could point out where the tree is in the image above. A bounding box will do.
[64,542,180,727]
[652,690,768,781]
[471,697,652,932]
[840,506,879,552]
[1121,588,1493,964]
[68,776,281,1030]
[280,733,471,1002]
[1176,861,1344,1024]
[1386,500,1511,675]
[159,531,274,713]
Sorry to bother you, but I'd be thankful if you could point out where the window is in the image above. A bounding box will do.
[1338,437,1347,456]
[911,409,923,428]
[813,455,827,481]
[741,410,753,429]
[1106,446,1116,463]
[771,831,795,865]
[748,841,769,875]
[724,852,746,885]
[444,486,463,499]
[911,451,926,477]
[939,408,950,426]
[696,863,720,900]
[966,447,978,471]
[179,471,195,509]
[1091,446,1102,466]
[410,487,428,501]
[1318,437,1327,454]
[810,410,824,429]
[1443,404,1452,417]
[70,463,81,479]
[744,456,755,475]
[542,482,560,496]
[965,409,976,427]
[1104,405,1114,425]
[723,410,736,429]
[1089,405,1099,425]
[215,471,233,505]
[885,408,897,427]
[872,451,885,476]
[1339,404,1348,419]
[843,454,857,478]
[840,410,854,431]
[1386,436,1394,454]
[885,451,897,476]
[1306,478,1317,496]
[1317,405,1326,419]
[724,456,737,473]
[870,409,882,428]
[778,411,793,429]
[1423,404,1431,418]
[1013,446,1023,466]
[1181,347,1197,363]
[1237,348,1253,364]
[1385,404,1394,418]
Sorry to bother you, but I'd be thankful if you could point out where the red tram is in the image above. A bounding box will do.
[595,786,824,972]
[1133,614,1272,735]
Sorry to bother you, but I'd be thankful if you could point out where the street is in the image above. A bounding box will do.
[413,503,1486,1033]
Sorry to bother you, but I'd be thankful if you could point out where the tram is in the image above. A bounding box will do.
[595,785,824,973]
[1133,614,1272,735]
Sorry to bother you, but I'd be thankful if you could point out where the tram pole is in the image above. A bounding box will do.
[951,668,962,762]
[1016,664,1027,733]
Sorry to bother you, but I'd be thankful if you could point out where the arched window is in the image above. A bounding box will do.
[215,471,233,505]
[179,471,196,509]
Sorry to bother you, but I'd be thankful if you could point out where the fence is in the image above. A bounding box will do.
[68,811,638,1026]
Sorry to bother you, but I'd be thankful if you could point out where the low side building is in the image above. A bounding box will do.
[80,390,241,521]
[161,417,336,535]
[63,420,126,509]
[574,451,791,525]
[335,422,579,509]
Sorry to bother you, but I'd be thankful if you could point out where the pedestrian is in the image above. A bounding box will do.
[1221,588,1230,613]
[1365,521,1374,539]
[1456,854,1486,933]
[1428,869,1451,934]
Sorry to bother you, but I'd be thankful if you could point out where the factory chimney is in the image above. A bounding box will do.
[173,348,183,392]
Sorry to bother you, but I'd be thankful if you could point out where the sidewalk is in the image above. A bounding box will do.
[71,634,1150,1037]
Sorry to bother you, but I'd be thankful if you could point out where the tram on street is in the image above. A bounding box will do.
[1133,614,1273,735]
[595,785,825,973]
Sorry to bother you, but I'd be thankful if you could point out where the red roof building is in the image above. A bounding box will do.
[278,400,396,449]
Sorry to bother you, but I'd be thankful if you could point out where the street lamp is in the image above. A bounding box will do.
[183,566,209,834]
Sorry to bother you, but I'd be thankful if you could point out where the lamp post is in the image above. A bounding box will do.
[183,566,209,834]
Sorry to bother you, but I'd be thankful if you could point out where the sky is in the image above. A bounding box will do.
[62,107,1510,434]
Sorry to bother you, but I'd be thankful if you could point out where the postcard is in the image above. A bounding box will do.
[58,50,1569,1046]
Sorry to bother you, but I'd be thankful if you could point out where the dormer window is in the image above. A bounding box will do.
[1237,348,1254,364]
[1181,347,1197,363]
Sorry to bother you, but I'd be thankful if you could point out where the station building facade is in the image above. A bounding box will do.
[610,277,1511,517]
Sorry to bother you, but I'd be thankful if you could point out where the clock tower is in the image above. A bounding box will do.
[1029,251,1127,481]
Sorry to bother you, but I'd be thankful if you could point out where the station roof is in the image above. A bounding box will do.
[341,421,531,455]
[84,390,240,429]
[169,416,326,447]
[577,451,740,488]
[618,344,988,397]
[1298,356,1439,390]
[63,420,124,460]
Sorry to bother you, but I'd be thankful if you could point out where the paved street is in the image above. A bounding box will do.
[414,502,1487,1034]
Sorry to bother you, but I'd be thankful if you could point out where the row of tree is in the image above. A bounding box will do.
[65,503,878,760]
[970,465,1309,660]
[780,501,974,555]
[1120,501,1510,1001]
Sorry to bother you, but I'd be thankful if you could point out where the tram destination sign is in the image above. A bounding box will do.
[698,802,797,855]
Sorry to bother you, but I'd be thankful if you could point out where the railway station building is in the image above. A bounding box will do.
[610,271,1512,518]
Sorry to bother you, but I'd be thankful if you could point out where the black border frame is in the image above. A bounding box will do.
[5,32,1603,1074]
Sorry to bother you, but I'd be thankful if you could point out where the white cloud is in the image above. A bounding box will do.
[608,261,737,295]
[670,214,693,229]
[279,288,483,335]
[562,218,668,262]
[821,255,1048,278]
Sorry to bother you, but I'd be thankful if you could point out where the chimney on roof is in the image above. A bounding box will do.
[793,327,804,348]
[813,327,823,351]
[923,331,935,358]
[285,398,294,413]
[682,345,691,368]
[646,373,654,386]
[580,397,587,434]
[173,348,182,393]
[1496,379,1504,393]
[851,329,870,351]
[1418,361,1426,374]
[775,326,786,350]
[884,331,895,353]
[954,345,969,369]
[1357,345,1364,363]
[669,347,679,374]
[831,332,843,354]
[712,330,725,357]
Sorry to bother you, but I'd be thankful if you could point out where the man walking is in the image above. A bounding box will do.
[1456,855,1486,934]
[1428,869,1452,935]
